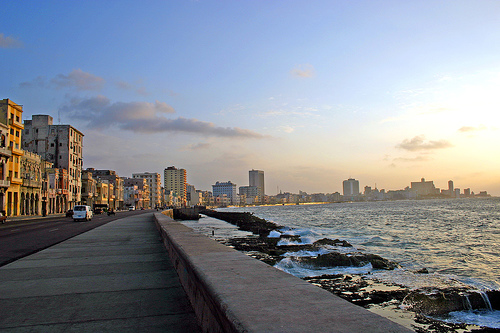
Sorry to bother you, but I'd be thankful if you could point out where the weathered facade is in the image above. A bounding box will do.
[132,172,161,208]
[23,115,84,209]
[123,178,149,209]
[86,169,123,210]
[46,168,69,214]
[0,99,24,216]
[20,151,42,215]
[0,118,11,214]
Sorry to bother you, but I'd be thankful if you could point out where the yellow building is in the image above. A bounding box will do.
[0,99,24,216]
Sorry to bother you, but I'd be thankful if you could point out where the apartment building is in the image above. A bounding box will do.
[86,169,124,210]
[123,177,149,209]
[164,166,186,206]
[0,99,24,216]
[132,172,161,208]
[23,115,83,209]
[0,115,11,214]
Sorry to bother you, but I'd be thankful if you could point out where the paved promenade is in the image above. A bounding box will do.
[0,213,201,332]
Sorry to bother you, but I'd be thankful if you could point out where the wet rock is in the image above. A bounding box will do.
[293,252,399,270]
[313,238,353,247]
[402,289,468,315]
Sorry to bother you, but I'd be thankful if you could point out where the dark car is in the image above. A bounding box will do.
[66,209,73,217]
[94,208,103,214]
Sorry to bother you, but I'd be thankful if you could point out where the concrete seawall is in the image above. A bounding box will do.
[154,212,412,332]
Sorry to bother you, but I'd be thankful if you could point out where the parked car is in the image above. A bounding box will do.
[128,206,135,211]
[66,209,73,217]
[94,208,103,214]
[73,205,93,222]
[0,211,6,224]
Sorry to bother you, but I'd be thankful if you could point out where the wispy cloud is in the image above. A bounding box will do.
[51,69,104,91]
[183,143,211,151]
[20,69,104,91]
[396,135,453,151]
[60,96,266,139]
[116,80,149,96]
[458,125,487,133]
[291,64,315,78]
[393,155,431,162]
[0,33,23,48]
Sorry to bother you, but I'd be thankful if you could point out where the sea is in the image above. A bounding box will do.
[182,197,500,329]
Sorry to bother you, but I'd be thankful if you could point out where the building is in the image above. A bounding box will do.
[239,185,259,205]
[212,181,237,205]
[123,177,149,209]
[20,151,43,216]
[46,167,69,214]
[0,115,12,214]
[186,184,202,206]
[23,115,84,210]
[0,99,24,216]
[81,169,97,208]
[133,172,161,208]
[86,169,123,210]
[343,178,360,199]
[164,166,187,206]
[249,169,265,203]
[410,178,438,197]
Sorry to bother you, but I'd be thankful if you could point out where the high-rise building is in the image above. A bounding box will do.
[0,99,23,216]
[133,172,161,208]
[164,166,187,206]
[212,181,237,205]
[343,178,360,198]
[410,178,437,197]
[23,115,84,209]
[249,169,264,203]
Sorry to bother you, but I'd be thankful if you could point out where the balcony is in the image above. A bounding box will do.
[9,118,24,130]
[0,146,11,158]
[22,179,42,188]
[10,176,23,185]
[0,179,10,188]
[9,144,23,156]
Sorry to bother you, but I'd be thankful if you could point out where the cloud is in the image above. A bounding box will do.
[183,143,211,151]
[0,33,23,48]
[20,69,105,91]
[60,96,266,139]
[396,135,453,151]
[51,69,104,91]
[393,155,431,162]
[458,125,487,133]
[116,80,149,96]
[291,64,315,78]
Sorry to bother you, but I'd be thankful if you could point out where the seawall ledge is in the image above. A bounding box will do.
[154,212,412,333]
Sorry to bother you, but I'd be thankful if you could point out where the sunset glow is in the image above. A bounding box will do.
[2,1,499,195]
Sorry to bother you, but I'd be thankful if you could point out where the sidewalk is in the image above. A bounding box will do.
[0,212,201,332]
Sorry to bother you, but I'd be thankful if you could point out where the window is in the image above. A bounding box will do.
[51,143,54,147]
[25,129,29,134]
[16,131,19,137]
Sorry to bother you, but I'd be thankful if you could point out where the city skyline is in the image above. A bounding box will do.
[2,1,500,196]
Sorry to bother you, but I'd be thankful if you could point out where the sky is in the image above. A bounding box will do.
[2,0,500,196]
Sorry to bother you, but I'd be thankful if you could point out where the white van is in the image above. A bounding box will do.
[73,205,93,221]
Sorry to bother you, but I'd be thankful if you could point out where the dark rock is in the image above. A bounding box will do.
[313,238,353,247]
[293,252,399,270]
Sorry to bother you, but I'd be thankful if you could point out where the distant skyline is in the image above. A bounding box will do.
[2,1,500,195]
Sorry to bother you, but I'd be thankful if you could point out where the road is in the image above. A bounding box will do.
[0,210,155,267]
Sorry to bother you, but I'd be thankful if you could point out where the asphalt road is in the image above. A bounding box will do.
[0,209,155,267]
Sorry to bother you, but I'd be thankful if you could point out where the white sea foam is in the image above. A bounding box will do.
[268,230,281,238]
[437,310,500,329]
[274,257,373,278]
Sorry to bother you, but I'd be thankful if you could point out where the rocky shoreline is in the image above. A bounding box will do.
[199,210,500,332]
